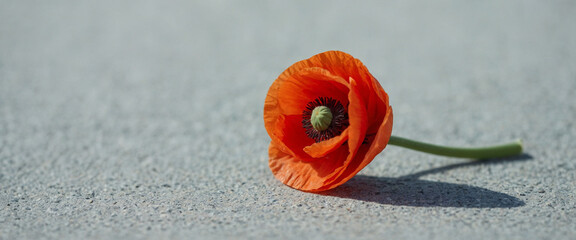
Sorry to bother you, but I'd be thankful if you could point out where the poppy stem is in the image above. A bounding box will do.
[387,136,523,159]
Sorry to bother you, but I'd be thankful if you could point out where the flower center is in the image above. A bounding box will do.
[302,97,349,142]
[311,106,333,131]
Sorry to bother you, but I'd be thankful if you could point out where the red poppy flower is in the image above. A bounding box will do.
[263,51,393,192]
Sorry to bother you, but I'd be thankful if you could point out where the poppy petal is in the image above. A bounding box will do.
[280,51,353,80]
[346,77,368,158]
[365,78,390,134]
[268,141,350,192]
[276,67,349,116]
[303,128,349,158]
[305,51,368,83]
[272,114,316,162]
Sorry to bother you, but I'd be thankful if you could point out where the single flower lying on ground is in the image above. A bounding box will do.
[263,51,523,193]
[263,51,393,192]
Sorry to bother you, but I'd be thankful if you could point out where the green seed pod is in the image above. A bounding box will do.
[311,106,333,131]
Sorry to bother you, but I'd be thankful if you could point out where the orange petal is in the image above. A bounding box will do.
[303,128,349,158]
[268,142,350,192]
[279,51,372,87]
[345,77,368,158]
[365,77,390,134]
[271,115,316,162]
[307,51,369,83]
[364,106,394,162]
[280,51,354,80]
[264,73,283,142]
[276,67,349,116]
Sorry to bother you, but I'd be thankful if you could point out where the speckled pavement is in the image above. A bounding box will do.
[1,1,575,239]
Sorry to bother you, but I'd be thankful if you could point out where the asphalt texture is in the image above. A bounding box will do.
[1,1,575,239]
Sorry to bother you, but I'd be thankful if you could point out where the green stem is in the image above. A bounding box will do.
[388,135,523,159]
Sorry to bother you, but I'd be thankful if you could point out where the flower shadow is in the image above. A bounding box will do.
[322,154,532,208]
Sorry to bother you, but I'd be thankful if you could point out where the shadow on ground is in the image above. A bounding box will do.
[323,154,532,208]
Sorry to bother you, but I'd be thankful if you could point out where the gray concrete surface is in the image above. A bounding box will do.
[1,1,575,239]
